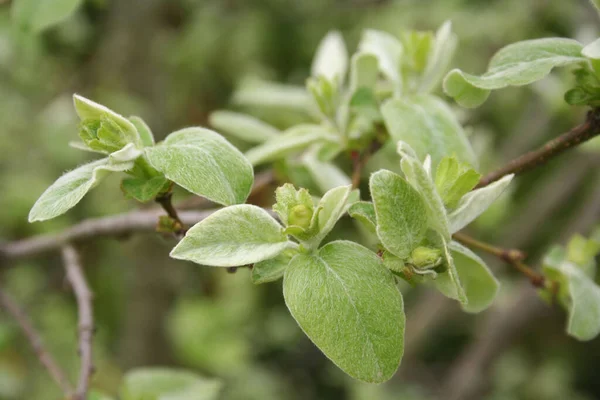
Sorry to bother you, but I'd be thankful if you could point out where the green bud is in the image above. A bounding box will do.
[78,117,131,154]
[288,204,313,229]
[410,246,442,269]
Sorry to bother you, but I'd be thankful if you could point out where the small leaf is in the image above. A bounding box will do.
[11,0,83,33]
[359,30,403,86]
[419,21,457,93]
[370,170,428,259]
[443,38,586,108]
[146,128,253,206]
[170,205,293,267]
[209,110,280,144]
[129,116,155,147]
[272,183,314,227]
[449,241,500,313]
[120,368,222,400]
[121,176,169,203]
[302,151,351,193]
[348,201,377,233]
[350,52,379,92]
[382,95,477,167]
[311,31,348,83]
[233,78,312,112]
[448,174,513,233]
[431,236,467,304]
[252,249,295,284]
[108,143,143,164]
[245,125,339,166]
[283,241,405,383]
[435,156,481,209]
[308,185,354,247]
[29,157,133,222]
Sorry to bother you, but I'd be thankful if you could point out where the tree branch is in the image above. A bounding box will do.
[475,107,600,189]
[0,286,74,396]
[62,245,94,400]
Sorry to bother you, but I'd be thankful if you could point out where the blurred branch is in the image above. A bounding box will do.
[0,286,74,396]
[476,107,600,188]
[62,245,94,400]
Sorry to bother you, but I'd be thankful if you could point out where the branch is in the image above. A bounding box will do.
[475,108,600,189]
[0,286,74,396]
[62,245,94,400]
[155,191,187,238]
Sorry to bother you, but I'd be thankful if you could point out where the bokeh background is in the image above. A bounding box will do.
[1,0,600,399]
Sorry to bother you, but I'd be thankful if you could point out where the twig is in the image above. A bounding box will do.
[475,108,600,188]
[453,232,545,287]
[62,245,94,400]
[155,191,186,238]
[350,138,384,189]
[0,286,74,396]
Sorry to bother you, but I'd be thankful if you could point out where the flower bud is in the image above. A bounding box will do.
[410,246,442,269]
[288,204,313,230]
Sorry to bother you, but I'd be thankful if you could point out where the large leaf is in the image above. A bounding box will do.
[443,38,586,108]
[449,241,500,313]
[311,31,348,83]
[382,95,477,167]
[29,157,133,222]
[170,205,293,267]
[209,110,280,144]
[448,174,513,233]
[370,170,428,259]
[359,30,403,87]
[120,368,222,400]
[11,0,83,33]
[283,241,405,383]
[146,128,253,206]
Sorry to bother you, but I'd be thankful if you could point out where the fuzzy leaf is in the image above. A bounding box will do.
[312,31,348,83]
[448,174,513,233]
[120,368,222,400]
[29,157,133,222]
[145,128,253,206]
[11,0,83,33]
[272,183,314,227]
[350,52,379,92]
[233,79,312,112]
[443,38,586,108]
[129,116,155,147]
[431,236,467,304]
[370,170,428,259]
[170,205,292,267]
[283,241,405,383]
[121,176,169,203]
[252,249,295,284]
[348,201,377,233]
[359,30,403,86]
[209,111,280,144]
[308,185,354,247]
[383,95,477,167]
[419,21,457,93]
[435,156,481,209]
[303,151,351,193]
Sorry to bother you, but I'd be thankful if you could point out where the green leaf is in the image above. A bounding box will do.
[448,174,513,233]
[350,52,379,92]
[121,176,169,203]
[245,125,339,166]
[583,38,600,60]
[145,128,253,206]
[233,78,312,112]
[311,31,348,82]
[419,21,457,93]
[348,201,377,233]
[443,38,586,108]
[435,156,481,209]
[170,205,293,267]
[283,241,405,383]
[129,116,155,147]
[382,95,477,167]
[209,111,280,144]
[370,170,428,259]
[431,236,467,304]
[252,249,295,284]
[120,368,222,400]
[302,151,351,193]
[29,157,133,222]
[272,183,314,227]
[11,0,83,33]
[308,185,354,247]
[449,241,500,313]
[359,30,403,87]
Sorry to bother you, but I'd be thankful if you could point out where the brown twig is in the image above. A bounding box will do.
[0,286,74,396]
[475,108,600,188]
[62,245,94,400]
[155,191,187,238]
[453,232,546,288]
[350,139,384,189]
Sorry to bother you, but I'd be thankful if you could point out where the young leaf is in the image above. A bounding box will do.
[272,183,314,227]
[108,143,143,164]
[170,205,293,267]
[348,201,377,233]
[129,116,155,147]
[448,174,513,233]
[283,241,405,383]
[252,249,295,284]
[370,170,428,259]
[382,95,477,167]
[120,368,222,400]
[11,0,83,33]
[419,21,457,93]
[311,31,348,83]
[245,125,339,166]
[209,111,280,144]
[29,157,133,222]
[430,236,467,304]
[308,185,354,247]
[583,38,600,60]
[302,151,351,193]
[449,241,500,313]
[350,52,379,92]
[443,38,586,108]
[145,128,253,206]
[121,176,169,203]
[435,156,481,209]
[359,30,403,87]
[233,78,312,112]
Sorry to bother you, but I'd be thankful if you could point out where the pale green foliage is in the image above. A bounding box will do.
[582,38,600,60]
[252,250,295,284]
[209,110,280,143]
[431,236,467,304]
[302,152,351,193]
[11,0,83,33]
[283,241,404,383]
[370,170,428,259]
[419,21,457,93]
[170,205,293,267]
[129,116,155,147]
[311,31,348,83]
[359,30,404,88]
[307,185,355,248]
[233,78,312,112]
[121,176,169,203]
[146,128,253,206]
[435,156,481,209]
[348,201,377,233]
[382,95,477,167]
[28,157,134,222]
[120,368,222,400]
[444,38,586,108]
[272,184,314,227]
[350,53,379,92]
[447,175,513,233]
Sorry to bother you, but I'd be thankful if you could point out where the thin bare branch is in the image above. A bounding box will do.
[62,245,94,400]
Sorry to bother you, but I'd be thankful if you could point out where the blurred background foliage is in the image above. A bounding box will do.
[1,0,600,399]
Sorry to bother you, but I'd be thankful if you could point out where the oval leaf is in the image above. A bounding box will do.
[170,205,292,267]
[146,128,253,206]
[359,30,403,86]
[209,110,280,144]
[283,241,405,383]
[120,368,222,400]
[311,31,348,82]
